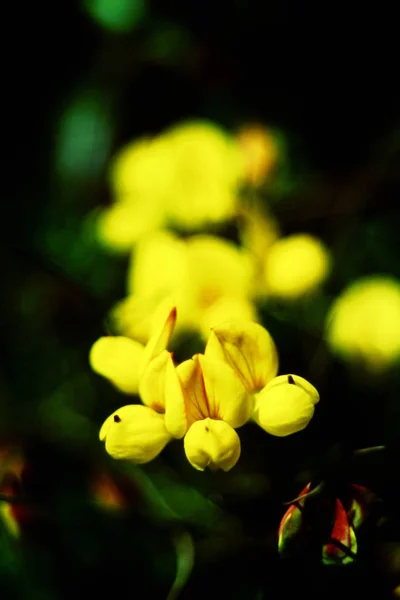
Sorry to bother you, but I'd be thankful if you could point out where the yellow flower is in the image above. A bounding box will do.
[172,354,252,471]
[96,121,244,252]
[113,231,257,341]
[89,303,177,393]
[99,405,171,462]
[97,307,188,463]
[96,201,165,253]
[205,321,319,436]
[97,137,172,252]
[162,121,244,228]
[262,233,331,299]
[252,374,319,436]
[325,276,400,372]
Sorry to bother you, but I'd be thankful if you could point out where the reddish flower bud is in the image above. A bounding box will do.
[322,498,357,565]
[278,482,311,555]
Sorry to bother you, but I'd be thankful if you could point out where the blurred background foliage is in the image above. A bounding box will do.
[2,0,400,598]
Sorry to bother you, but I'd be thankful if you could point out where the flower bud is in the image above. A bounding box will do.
[278,483,311,555]
[183,418,241,472]
[100,405,171,463]
[253,374,319,437]
[322,498,357,565]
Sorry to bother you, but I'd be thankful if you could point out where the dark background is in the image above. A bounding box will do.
[2,1,400,599]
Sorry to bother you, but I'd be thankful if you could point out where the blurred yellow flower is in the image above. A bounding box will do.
[113,231,257,341]
[173,354,252,471]
[236,123,279,185]
[206,321,319,436]
[325,276,400,372]
[262,233,331,299]
[96,120,244,251]
[96,201,165,253]
[163,121,244,228]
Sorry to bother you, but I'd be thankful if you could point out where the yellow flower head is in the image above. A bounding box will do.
[253,374,319,436]
[171,354,252,471]
[181,235,257,333]
[116,231,257,341]
[325,276,400,372]
[96,120,245,252]
[204,321,319,437]
[162,121,244,228]
[263,233,331,299]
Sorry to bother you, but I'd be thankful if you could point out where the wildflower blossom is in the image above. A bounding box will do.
[96,121,244,252]
[172,354,252,471]
[205,321,319,436]
[95,306,187,463]
[325,276,400,372]
[262,233,331,299]
[113,231,257,342]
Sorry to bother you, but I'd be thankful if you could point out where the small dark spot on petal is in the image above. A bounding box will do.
[114,415,121,423]
[288,375,295,385]
[205,426,209,432]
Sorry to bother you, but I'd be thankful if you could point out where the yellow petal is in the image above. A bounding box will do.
[253,374,319,437]
[100,405,171,462]
[183,418,241,471]
[263,374,319,404]
[96,202,163,253]
[171,235,257,333]
[162,121,244,228]
[139,350,187,439]
[205,321,278,392]
[199,296,258,340]
[127,231,187,298]
[111,293,178,345]
[141,304,177,367]
[176,357,209,426]
[89,336,144,394]
[110,136,174,200]
[139,350,169,411]
[198,355,252,428]
[263,234,330,299]
[164,354,187,439]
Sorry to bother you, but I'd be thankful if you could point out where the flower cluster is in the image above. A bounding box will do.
[92,306,320,471]
[88,119,331,344]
